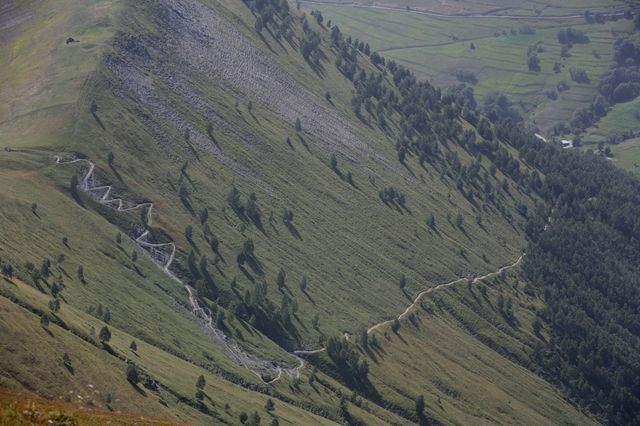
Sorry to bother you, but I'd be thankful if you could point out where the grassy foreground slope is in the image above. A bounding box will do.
[0,0,599,424]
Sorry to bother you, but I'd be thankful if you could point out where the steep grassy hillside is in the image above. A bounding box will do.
[0,0,599,424]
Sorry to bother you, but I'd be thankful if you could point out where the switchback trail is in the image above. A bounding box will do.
[55,155,524,383]
[55,155,302,384]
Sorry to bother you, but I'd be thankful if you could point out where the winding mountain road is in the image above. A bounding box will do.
[56,155,524,384]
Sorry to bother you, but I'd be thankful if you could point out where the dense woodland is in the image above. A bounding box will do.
[495,124,640,425]
[335,16,640,421]
[566,21,640,134]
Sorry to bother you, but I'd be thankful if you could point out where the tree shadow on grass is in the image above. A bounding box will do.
[363,345,380,365]
[130,382,147,397]
[402,161,416,179]
[392,329,408,345]
[91,112,105,130]
[285,222,302,240]
[246,256,263,276]
[302,289,315,305]
[108,163,123,182]
[297,134,311,152]
[258,32,276,54]
[2,277,16,286]
[239,265,255,284]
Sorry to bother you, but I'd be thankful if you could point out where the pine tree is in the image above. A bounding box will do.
[196,375,206,389]
[249,411,260,425]
[399,274,407,290]
[533,318,542,335]
[295,118,302,132]
[415,394,425,415]
[99,326,111,342]
[48,298,60,313]
[265,398,275,411]
[497,294,505,310]
[360,330,368,347]
[427,214,436,229]
[277,269,286,290]
[130,340,137,351]
[216,310,225,329]
[40,313,50,328]
[299,276,307,292]
[210,237,219,254]
[50,282,60,297]
[370,333,379,348]
[126,364,139,384]
[283,209,294,224]
[200,208,209,224]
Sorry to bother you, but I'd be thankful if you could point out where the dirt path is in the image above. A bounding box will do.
[366,255,524,335]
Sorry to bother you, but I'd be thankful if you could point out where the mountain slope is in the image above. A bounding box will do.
[0,0,601,424]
